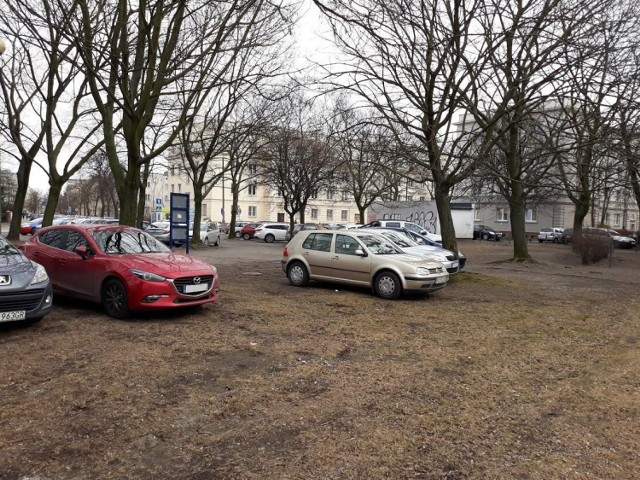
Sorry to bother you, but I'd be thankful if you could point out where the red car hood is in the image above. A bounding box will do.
[116,253,215,277]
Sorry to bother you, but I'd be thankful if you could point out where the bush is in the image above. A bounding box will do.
[572,230,612,265]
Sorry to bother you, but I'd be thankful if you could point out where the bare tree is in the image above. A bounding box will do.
[174,12,293,245]
[463,0,611,261]
[261,95,338,232]
[313,0,487,255]
[224,95,278,239]
[62,0,298,227]
[549,5,638,238]
[332,106,403,222]
[0,0,105,239]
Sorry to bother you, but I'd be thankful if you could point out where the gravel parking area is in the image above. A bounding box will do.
[1,236,639,479]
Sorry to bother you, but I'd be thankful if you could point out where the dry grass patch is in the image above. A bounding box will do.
[1,256,639,479]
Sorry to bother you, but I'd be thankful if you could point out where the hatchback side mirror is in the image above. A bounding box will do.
[354,248,367,257]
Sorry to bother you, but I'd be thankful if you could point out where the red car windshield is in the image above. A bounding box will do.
[91,230,171,254]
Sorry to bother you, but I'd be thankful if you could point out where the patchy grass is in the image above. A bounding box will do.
[1,250,640,479]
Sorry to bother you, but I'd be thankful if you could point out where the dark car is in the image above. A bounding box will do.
[560,228,573,244]
[473,224,503,241]
[0,235,53,324]
[19,224,220,319]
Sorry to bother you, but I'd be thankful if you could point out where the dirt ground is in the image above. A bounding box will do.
[1,238,639,479]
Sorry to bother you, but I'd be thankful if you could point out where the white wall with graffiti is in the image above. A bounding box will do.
[367,201,474,239]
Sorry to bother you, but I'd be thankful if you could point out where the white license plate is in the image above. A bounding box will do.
[435,276,448,284]
[0,310,27,322]
[185,283,208,293]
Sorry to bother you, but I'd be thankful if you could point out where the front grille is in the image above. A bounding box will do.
[172,275,215,295]
[0,289,46,312]
[427,267,443,274]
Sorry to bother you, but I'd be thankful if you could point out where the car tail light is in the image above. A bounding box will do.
[283,246,288,257]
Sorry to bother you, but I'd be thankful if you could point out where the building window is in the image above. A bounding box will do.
[311,208,318,219]
[419,196,426,201]
[248,206,257,217]
[327,209,333,221]
[202,204,208,217]
[614,213,621,227]
[146,194,151,201]
[249,164,257,175]
[171,184,175,192]
[525,208,537,223]
[341,190,348,201]
[327,189,334,200]
[474,207,480,221]
[310,189,318,199]
[497,207,509,222]
[248,183,257,196]
[341,210,348,221]
[178,184,182,193]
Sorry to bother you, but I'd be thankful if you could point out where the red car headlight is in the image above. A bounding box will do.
[130,269,166,282]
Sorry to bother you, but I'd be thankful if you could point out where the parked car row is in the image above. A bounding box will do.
[6,224,221,324]
[20,216,120,235]
[144,221,222,247]
[282,229,450,300]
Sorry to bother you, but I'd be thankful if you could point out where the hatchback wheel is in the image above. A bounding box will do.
[243,233,251,240]
[214,235,220,246]
[374,271,402,300]
[234,231,241,238]
[482,233,489,240]
[102,278,130,319]
[287,261,309,287]
[265,234,275,243]
[203,236,210,246]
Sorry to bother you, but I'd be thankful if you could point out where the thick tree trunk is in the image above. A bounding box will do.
[42,182,63,226]
[508,181,531,262]
[572,192,590,235]
[504,119,531,262]
[7,160,34,241]
[228,185,240,240]
[191,188,204,246]
[432,172,458,256]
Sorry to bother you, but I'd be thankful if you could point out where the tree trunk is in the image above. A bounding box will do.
[227,185,241,240]
[191,188,204,246]
[7,160,34,241]
[508,182,531,262]
[432,180,458,257]
[359,206,366,225]
[42,182,63,226]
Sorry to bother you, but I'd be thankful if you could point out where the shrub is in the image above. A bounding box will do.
[572,230,612,265]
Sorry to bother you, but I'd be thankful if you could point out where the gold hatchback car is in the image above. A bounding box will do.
[281,230,449,299]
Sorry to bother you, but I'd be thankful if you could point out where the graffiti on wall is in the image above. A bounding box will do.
[406,210,438,234]
[369,201,439,234]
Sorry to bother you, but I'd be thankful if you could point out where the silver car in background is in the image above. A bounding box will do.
[282,230,449,299]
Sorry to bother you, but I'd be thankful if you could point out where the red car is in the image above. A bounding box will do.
[19,224,220,318]
[240,222,262,240]
[20,217,44,235]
